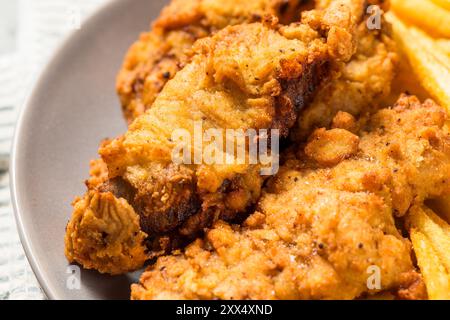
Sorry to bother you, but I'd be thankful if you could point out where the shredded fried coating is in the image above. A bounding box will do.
[65,191,147,275]
[292,6,398,140]
[85,158,109,190]
[131,95,450,299]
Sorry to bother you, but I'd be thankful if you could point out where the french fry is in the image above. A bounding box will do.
[427,208,450,234]
[386,13,450,110]
[430,0,450,11]
[409,206,450,272]
[391,0,450,37]
[436,39,450,57]
[410,229,450,300]
[408,29,450,70]
[386,13,450,68]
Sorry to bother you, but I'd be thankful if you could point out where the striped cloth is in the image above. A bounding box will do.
[0,0,109,300]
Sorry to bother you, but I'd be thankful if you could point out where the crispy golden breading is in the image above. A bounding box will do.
[292,12,398,140]
[65,1,360,274]
[85,158,109,190]
[65,191,147,275]
[131,95,450,299]
[117,0,312,123]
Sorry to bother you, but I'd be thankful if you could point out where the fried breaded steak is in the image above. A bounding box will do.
[131,95,450,299]
[65,1,360,274]
[117,0,313,124]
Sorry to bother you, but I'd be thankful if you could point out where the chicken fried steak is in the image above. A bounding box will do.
[65,1,359,274]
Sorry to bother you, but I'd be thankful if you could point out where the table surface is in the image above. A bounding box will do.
[0,0,108,300]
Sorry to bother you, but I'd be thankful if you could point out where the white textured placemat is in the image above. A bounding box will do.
[0,0,109,300]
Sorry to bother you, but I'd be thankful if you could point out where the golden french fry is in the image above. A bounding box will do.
[427,208,450,234]
[391,0,450,37]
[436,39,450,57]
[386,12,450,68]
[409,206,450,273]
[430,0,450,11]
[386,13,450,110]
[410,229,450,300]
[409,31,450,70]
